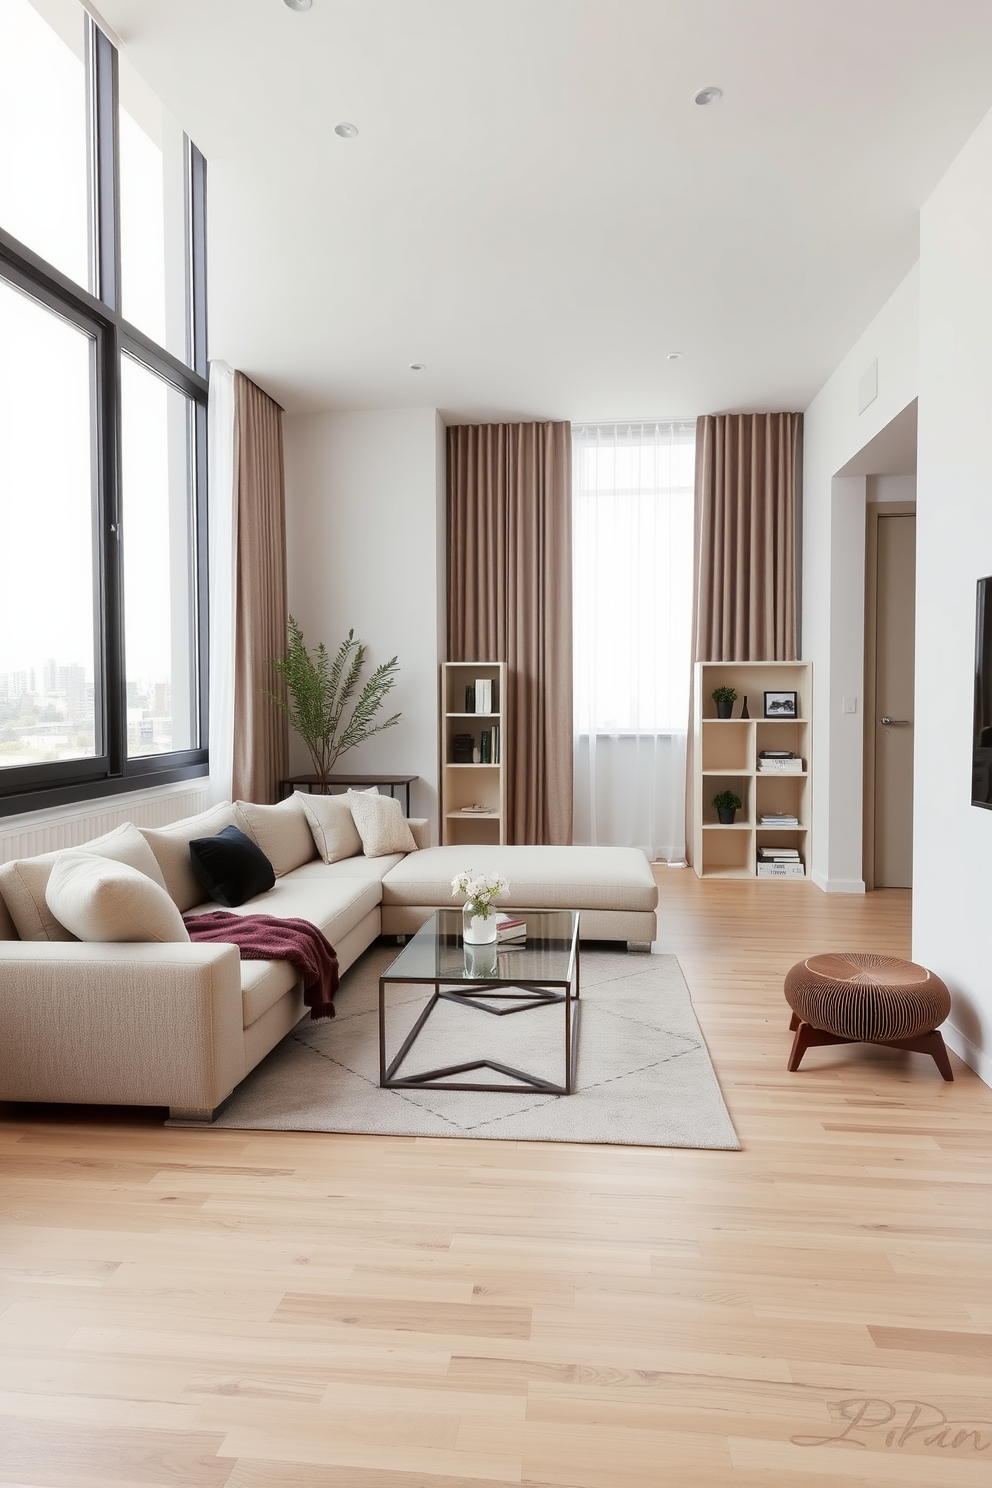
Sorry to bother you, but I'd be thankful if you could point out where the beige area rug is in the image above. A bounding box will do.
[206,943,740,1149]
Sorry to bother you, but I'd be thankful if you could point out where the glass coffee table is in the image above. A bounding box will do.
[378,908,580,1095]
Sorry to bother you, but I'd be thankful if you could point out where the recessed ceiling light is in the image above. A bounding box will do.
[667,352,682,361]
[334,122,358,138]
[409,363,426,372]
[283,0,312,12]
[693,86,722,106]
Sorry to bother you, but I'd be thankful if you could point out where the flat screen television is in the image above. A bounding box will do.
[973,577,992,807]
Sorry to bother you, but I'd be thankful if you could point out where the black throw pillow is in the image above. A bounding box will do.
[189,825,275,907]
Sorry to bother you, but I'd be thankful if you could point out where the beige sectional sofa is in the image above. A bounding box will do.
[0,797,658,1121]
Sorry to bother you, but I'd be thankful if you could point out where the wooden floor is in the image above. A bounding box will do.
[2,873,991,1487]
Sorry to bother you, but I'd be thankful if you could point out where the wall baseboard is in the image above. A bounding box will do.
[810,869,866,894]
[0,781,210,864]
[942,1022,991,1088]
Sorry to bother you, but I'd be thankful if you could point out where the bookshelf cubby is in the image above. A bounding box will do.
[693,660,812,879]
[441,661,508,845]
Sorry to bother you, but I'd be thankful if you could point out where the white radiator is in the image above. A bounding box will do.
[0,783,211,864]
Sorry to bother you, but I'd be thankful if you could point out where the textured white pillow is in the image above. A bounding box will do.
[346,789,417,858]
[234,795,317,877]
[45,852,191,943]
[140,803,239,912]
[298,792,363,864]
[0,821,169,943]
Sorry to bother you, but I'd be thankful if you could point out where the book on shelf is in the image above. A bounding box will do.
[474,678,492,714]
[493,723,500,763]
[759,813,799,825]
[452,732,475,763]
[480,728,491,763]
[758,759,803,773]
[495,913,526,942]
[759,749,795,759]
[758,849,801,863]
[465,684,475,713]
[757,861,805,878]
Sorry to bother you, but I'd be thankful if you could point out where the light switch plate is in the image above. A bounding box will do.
[843,696,858,714]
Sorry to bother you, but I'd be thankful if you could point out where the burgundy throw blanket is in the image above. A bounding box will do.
[183,912,339,1020]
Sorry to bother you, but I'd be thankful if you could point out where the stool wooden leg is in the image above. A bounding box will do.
[788,1024,852,1071]
[785,1023,809,1071]
[882,1031,954,1082]
[788,1011,800,1032]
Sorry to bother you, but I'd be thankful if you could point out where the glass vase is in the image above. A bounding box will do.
[462,902,497,944]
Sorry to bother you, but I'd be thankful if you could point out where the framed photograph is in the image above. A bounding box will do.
[764,690,798,718]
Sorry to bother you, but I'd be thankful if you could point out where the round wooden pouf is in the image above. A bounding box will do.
[784,951,953,1081]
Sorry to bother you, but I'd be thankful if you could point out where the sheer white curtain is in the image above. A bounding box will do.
[572,421,695,861]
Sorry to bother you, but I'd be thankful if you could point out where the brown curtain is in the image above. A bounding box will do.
[231,372,288,803]
[686,412,801,862]
[447,422,572,844]
[692,412,801,662]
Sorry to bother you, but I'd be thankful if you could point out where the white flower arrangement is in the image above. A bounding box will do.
[451,869,509,920]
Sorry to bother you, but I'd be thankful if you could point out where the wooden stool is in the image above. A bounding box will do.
[784,952,953,1081]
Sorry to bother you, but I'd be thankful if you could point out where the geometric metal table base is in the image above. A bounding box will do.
[787,1011,954,1081]
[378,909,581,1096]
[380,982,580,1095]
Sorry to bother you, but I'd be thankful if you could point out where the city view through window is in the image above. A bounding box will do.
[0,0,203,787]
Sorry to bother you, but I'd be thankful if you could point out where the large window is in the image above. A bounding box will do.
[572,421,695,861]
[0,0,208,813]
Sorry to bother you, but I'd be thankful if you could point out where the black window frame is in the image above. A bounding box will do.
[0,14,209,816]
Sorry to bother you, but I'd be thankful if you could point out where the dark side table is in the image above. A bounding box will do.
[279,773,418,817]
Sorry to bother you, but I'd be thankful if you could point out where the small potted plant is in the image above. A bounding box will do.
[712,685,737,719]
[713,789,742,825]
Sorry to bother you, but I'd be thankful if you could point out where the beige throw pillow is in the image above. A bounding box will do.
[140,803,239,912]
[346,789,417,858]
[45,852,191,943]
[298,791,363,864]
[0,821,169,943]
[234,795,317,877]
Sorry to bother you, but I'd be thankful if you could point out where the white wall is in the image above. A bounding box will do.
[869,475,916,504]
[914,106,992,1084]
[802,268,919,891]
[283,407,446,837]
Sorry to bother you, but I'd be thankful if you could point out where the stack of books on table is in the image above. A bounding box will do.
[757,846,805,878]
[758,751,803,773]
[759,812,799,827]
[495,913,526,943]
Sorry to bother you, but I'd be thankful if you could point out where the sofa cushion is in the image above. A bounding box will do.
[0,822,169,943]
[190,826,276,908]
[381,844,659,912]
[187,877,382,948]
[45,853,191,944]
[298,791,363,864]
[141,804,239,913]
[235,796,317,877]
[347,789,417,857]
[287,853,406,884]
[239,957,299,1028]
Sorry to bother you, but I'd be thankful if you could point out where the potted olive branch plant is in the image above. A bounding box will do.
[713,789,742,825]
[712,685,737,719]
[267,618,401,791]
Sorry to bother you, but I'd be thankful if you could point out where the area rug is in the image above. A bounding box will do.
[205,943,739,1149]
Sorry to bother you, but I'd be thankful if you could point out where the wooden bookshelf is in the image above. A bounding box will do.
[441,661,507,845]
[693,660,812,879]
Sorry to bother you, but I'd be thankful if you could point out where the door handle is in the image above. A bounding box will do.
[880,717,911,726]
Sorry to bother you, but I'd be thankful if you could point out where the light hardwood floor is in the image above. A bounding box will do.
[1,873,990,1487]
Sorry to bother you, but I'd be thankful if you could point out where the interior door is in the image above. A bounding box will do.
[873,512,916,887]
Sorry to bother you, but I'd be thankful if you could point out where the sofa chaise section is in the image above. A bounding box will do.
[380,844,658,942]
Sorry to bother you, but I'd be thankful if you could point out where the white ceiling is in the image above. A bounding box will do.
[95,0,992,421]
